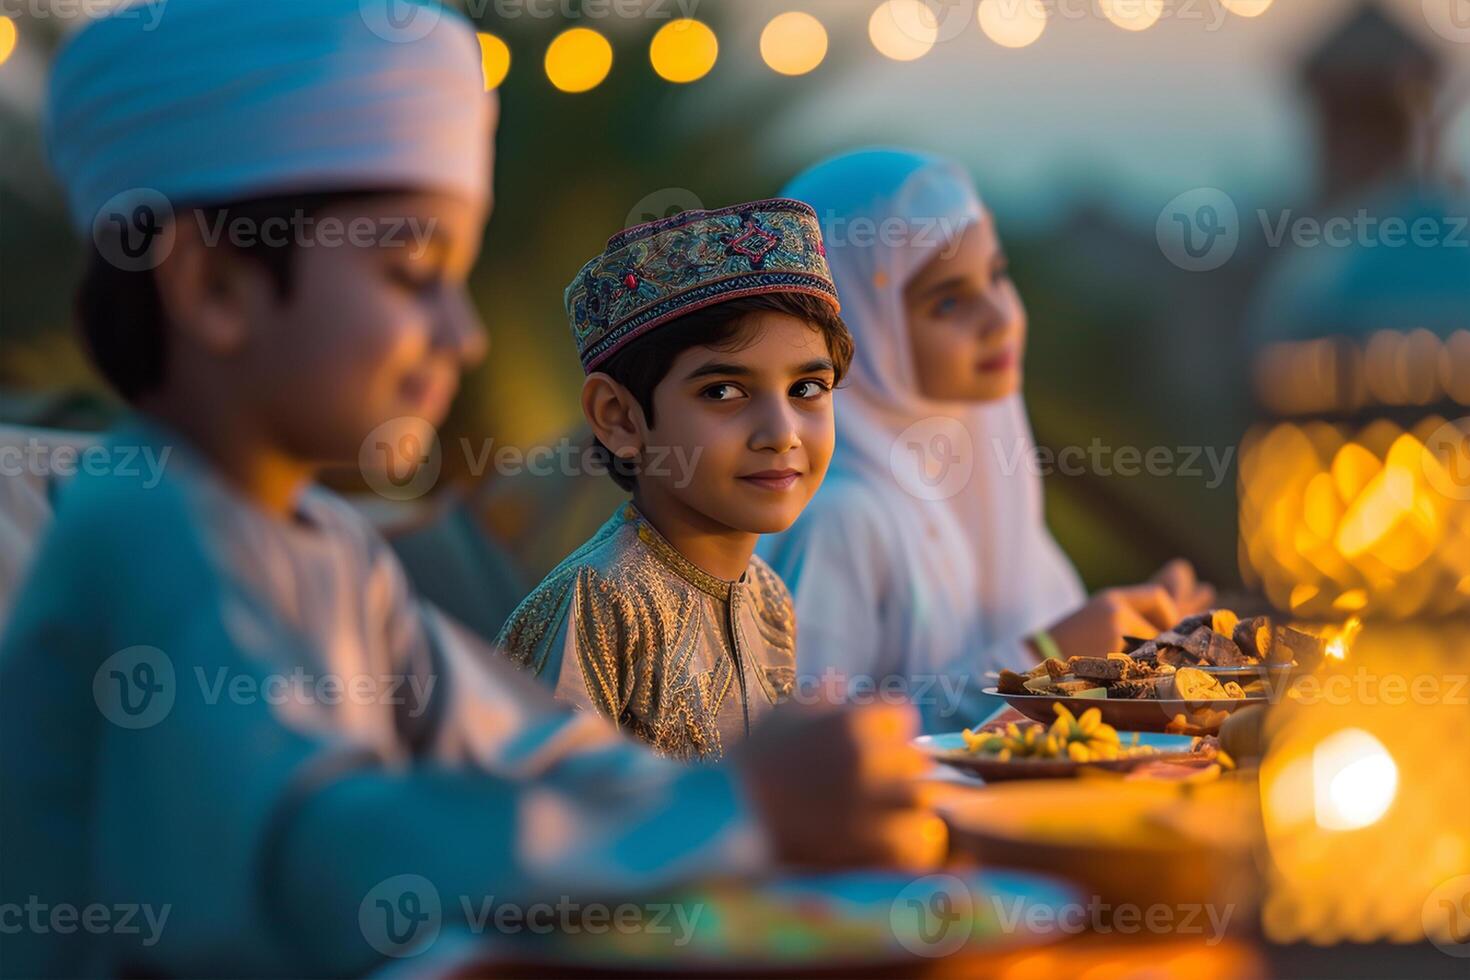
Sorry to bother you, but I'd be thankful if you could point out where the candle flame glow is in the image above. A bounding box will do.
[1325,617,1363,661]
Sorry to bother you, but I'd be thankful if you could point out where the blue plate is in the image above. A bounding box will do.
[917,729,1210,781]
[496,868,1081,973]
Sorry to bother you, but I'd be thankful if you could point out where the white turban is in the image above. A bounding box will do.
[45,0,494,233]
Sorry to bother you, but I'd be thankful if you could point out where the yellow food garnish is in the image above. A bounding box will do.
[961,704,1158,763]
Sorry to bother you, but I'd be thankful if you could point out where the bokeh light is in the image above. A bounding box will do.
[760,11,828,76]
[545,27,613,94]
[477,32,510,91]
[1100,0,1164,32]
[977,0,1047,49]
[649,18,718,84]
[1313,729,1398,831]
[0,16,16,68]
[1221,0,1276,16]
[869,0,938,62]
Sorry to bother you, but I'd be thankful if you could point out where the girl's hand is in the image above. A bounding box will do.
[1150,559,1215,616]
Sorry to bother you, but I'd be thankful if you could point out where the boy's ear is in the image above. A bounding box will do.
[151,212,262,357]
[582,373,646,459]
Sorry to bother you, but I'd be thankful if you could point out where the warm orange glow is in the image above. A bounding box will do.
[1262,622,1469,946]
[477,32,511,91]
[869,0,937,61]
[760,12,828,76]
[1221,0,1275,14]
[977,0,1047,49]
[1241,420,1469,619]
[649,19,718,84]
[1100,0,1164,31]
[1323,617,1362,661]
[1313,729,1398,831]
[0,16,16,68]
[545,28,613,93]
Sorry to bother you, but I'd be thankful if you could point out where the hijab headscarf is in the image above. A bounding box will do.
[759,149,1085,729]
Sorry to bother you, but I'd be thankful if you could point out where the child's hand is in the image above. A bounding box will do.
[1044,583,1181,660]
[1150,558,1216,615]
[734,704,944,871]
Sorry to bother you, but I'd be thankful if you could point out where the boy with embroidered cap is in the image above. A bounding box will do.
[498,203,854,760]
[0,4,927,976]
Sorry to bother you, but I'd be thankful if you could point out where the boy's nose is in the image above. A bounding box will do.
[750,399,802,453]
[437,287,489,367]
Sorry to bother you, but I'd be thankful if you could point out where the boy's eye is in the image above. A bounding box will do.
[791,380,832,400]
[389,266,441,294]
[992,260,1011,285]
[700,383,745,401]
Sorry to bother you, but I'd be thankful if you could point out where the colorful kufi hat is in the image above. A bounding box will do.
[566,199,841,373]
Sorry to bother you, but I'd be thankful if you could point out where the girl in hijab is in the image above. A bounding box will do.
[759,149,1213,731]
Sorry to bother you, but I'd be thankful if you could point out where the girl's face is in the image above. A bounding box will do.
[901,217,1025,403]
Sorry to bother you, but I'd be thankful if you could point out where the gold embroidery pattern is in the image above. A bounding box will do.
[745,555,797,703]
[496,504,795,761]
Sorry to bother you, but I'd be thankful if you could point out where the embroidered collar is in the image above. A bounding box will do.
[622,502,744,602]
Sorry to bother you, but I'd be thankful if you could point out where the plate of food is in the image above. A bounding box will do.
[989,608,1340,733]
[488,868,1082,976]
[917,706,1220,781]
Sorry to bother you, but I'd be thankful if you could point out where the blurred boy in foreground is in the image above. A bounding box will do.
[0,3,927,976]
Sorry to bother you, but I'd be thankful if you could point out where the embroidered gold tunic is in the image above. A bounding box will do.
[496,503,796,761]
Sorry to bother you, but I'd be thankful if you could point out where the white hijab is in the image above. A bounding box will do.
[760,149,1084,727]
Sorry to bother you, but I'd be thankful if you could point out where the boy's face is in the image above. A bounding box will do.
[235,191,488,464]
[902,217,1026,403]
[639,313,838,536]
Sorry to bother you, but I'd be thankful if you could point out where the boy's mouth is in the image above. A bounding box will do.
[738,469,803,492]
[977,348,1017,373]
[401,370,458,424]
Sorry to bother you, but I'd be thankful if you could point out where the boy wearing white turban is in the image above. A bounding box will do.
[0,6,927,976]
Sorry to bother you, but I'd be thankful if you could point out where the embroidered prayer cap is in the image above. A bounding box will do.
[566,199,841,373]
[45,0,493,235]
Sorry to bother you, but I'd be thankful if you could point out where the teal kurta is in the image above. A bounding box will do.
[0,418,766,978]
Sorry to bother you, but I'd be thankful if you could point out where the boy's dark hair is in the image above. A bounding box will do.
[77,189,389,402]
[592,292,853,492]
